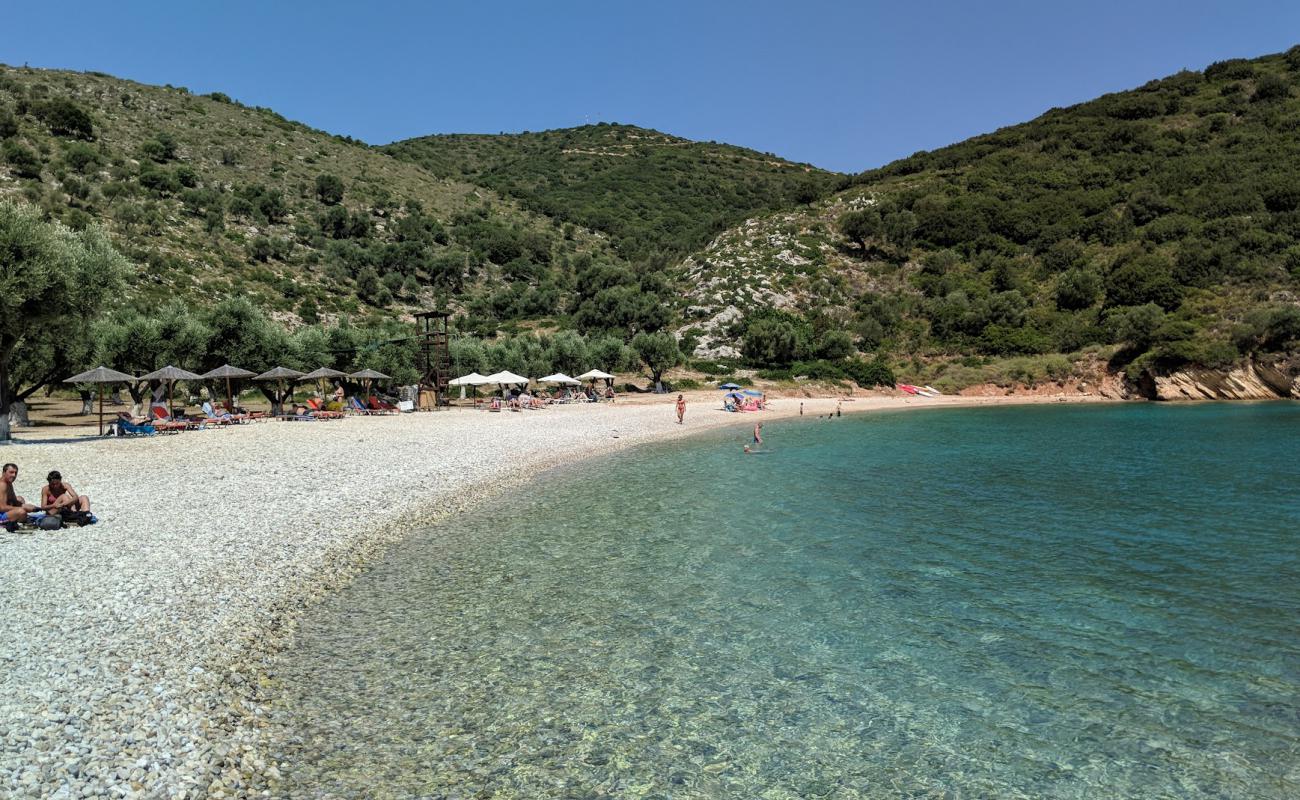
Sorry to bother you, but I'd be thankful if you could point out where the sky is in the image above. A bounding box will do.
[4,1,1297,173]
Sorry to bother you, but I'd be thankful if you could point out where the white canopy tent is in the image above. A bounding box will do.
[537,373,580,385]
[576,369,615,381]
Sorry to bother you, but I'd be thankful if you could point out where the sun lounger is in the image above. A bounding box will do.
[347,396,378,415]
[306,398,345,419]
[113,417,157,436]
[367,396,399,415]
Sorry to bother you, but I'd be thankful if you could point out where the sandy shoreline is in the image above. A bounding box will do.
[0,392,1113,797]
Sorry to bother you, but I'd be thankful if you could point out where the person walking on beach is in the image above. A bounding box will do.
[676,393,686,425]
[0,463,37,529]
[800,402,804,416]
[753,422,763,447]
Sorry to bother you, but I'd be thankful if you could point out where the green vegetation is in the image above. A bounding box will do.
[0,200,129,439]
[0,64,626,331]
[3,48,1299,393]
[685,47,1300,383]
[383,124,842,261]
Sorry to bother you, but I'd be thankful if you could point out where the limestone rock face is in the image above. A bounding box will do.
[1139,362,1296,400]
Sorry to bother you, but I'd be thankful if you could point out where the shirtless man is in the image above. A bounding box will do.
[753,422,763,447]
[675,394,686,424]
[1,463,37,528]
[41,470,91,516]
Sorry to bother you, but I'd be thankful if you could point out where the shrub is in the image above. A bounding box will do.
[0,107,17,139]
[717,375,754,387]
[3,141,42,179]
[140,133,178,162]
[837,209,881,250]
[315,173,344,205]
[31,97,94,139]
[845,358,896,388]
[61,142,100,173]
[1204,59,1255,82]
[1252,73,1290,103]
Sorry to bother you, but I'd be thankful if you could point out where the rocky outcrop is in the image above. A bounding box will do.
[1136,362,1298,400]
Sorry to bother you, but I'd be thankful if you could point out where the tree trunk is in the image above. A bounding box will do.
[7,401,29,429]
[109,388,123,405]
[127,383,146,419]
[0,357,9,442]
[79,389,94,415]
[259,385,285,416]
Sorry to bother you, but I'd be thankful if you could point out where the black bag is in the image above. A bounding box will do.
[38,514,64,531]
[60,510,91,526]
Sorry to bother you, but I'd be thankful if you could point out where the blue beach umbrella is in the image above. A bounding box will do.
[719,383,741,390]
[742,389,763,396]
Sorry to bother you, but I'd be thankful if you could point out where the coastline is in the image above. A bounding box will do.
[0,392,1114,796]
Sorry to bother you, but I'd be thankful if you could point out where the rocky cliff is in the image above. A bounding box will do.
[1136,362,1299,401]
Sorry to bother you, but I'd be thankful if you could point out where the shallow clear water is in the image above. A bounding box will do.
[268,403,1300,799]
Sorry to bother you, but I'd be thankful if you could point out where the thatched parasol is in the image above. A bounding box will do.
[301,367,348,404]
[138,365,203,420]
[200,364,256,413]
[347,368,391,402]
[254,367,305,414]
[64,366,138,435]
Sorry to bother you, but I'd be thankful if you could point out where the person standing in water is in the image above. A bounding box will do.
[675,393,686,424]
[753,422,763,447]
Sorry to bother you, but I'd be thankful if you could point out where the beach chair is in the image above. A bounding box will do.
[149,406,191,433]
[113,416,157,436]
[200,402,237,425]
[367,395,398,414]
[306,398,345,419]
[347,396,378,415]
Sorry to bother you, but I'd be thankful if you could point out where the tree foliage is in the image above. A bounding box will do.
[0,201,128,438]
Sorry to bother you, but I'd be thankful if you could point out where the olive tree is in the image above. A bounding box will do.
[0,201,128,439]
[631,331,681,393]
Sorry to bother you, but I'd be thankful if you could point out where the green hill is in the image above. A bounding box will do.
[678,47,1300,387]
[0,65,625,327]
[382,124,842,262]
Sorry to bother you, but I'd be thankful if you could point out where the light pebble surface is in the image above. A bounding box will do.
[0,395,1105,797]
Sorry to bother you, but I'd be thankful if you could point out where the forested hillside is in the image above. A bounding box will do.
[383,124,841,261]
[681,47,1300,387]
[0,65,629,329]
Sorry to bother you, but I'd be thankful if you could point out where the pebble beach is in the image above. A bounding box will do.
[0,393,1106,798]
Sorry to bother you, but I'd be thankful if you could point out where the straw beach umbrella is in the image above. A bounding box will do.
[200,364,256,413]
[348,368,391,402]
[64,366,137,435]
[254,366,305,415]
[301,367,348,402]
[138,365,203,419]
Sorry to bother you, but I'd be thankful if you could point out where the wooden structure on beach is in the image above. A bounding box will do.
[415,310,452,407]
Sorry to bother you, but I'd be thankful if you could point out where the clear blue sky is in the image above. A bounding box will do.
[4,1,1297,173]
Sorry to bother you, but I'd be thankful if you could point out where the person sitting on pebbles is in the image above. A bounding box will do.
[1,462,38,529]
[41,470,93,522]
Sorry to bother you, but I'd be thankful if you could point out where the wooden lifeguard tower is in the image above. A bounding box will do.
[415,310,452,408]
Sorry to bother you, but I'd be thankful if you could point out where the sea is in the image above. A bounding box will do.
[265,402,1300,799]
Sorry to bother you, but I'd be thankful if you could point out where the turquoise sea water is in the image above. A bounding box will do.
[268,403,1300,799]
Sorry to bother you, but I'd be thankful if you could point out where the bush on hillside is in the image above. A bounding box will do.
[315,173,344,205]
[30,97,94,139]
[3,141,42,179]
